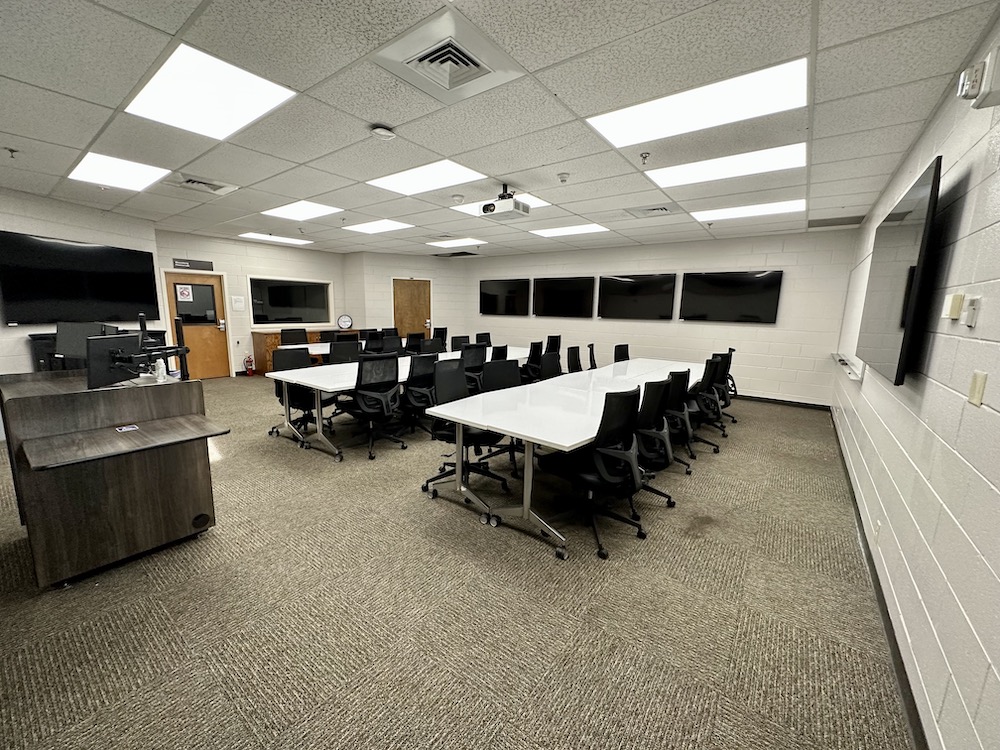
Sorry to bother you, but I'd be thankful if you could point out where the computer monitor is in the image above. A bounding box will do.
[55,321,106,361]
[86,333,141,389]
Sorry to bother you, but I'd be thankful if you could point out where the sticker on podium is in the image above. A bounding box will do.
[116,425,139,432]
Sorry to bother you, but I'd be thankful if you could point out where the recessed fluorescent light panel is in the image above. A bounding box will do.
[646,143,807,189]
[426,238,487,248]
[587,58,808,148]
[239,232,313,245]
[530,223,609,238]
[450,193,551,216]
[367,160,486,195]
[125,44,296,139]
[691,199,806,222]
[342,219,414,234]
[67,152,170,191]
[261,200,343,220]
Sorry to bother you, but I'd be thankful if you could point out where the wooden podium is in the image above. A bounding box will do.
[0,371,229,588]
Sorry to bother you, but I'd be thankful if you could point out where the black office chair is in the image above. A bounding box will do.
[481,359,523,475]
[382,335,404,355]
[662,370,704,462]
[536,387,647,559]
[521,341,543,383]
[364,330,384,353]
[405,331,425,354]
[614,343,629,362]
[451,335,470,352]
[358,328,377,341]
[382,327,399,337]
[401,352,438,434]
[432,327,447,346]
[420,338,445,354]
[712,348,738,424]
[567,346,582,373]
[324,341,360,364]
[490,344,508,361]
[335,331,360,342]
[476,332,491,345]
[268,348,337,443]
[688,357,727,441]
[319,330,337,343]
[545,335,561,354]
[635,379,684,506]
[539,351,562,380]
[422,360,510,496]
[588,343,598,370]
[460,342,488,393]
[280,328,308,345]
[341,353,406,460]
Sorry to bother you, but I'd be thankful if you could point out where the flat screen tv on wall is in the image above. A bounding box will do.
[598,274,676,320]
[856,155,943,385]
[480,279,529,316]
[679,271,783,323]
[0,230,160,325]
[532,277,595,318]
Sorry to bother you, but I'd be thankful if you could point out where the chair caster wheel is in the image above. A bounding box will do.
[439,465,446,472]
[368,453,376,460]
[302,442,312,449]
[401,443,407,450]
[501,481,509,492]
[667,499,676,508]
[685,468,692,475]
[637,529,647,539]
[555,547,568,560]
[489,515,501,527]
[630,512,640,521]
[421,483,428,492]
[540,529,550,538]
[334,454,343,462]
[722,432,728,438]
[689,453,697,460]
[464,497,472,505]
[511,471,520,479]
[597,549,609,560]
[430,489,438,499]
[713,447,720,454]
[479,513,490,525]
[732,418,739,424]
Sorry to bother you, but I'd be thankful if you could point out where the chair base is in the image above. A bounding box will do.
[548,492,647,560]
[422,452,510,494]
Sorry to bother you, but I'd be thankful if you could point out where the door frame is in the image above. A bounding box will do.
[161,268,236,377]
[390,277,433,334]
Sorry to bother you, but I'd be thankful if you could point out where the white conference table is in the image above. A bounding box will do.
[266,346,530,460]
[426,357,704,558]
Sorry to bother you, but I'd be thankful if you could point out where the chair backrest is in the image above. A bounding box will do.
[475,332,491,345]
[637,379,670,430]
[540,351,561,379]
[280,328,308,345]
[545,335,561,354]
[482,359,521,391]
[355,353,398,391]
[328,341,360,364]
[433,359,468,405]
[405,331,425,353]
[490,344,508,361]
[319,330,337,343]
[272,347,311,372]
[451,335,470,352]
[594,387,640,449]
[614,343,629,362]
[460,342,488,371]
[432,327,447,345]
[420,339,445,354]
[692,357,721,395]
[527,341,542,366]
[588,343,598,370]
[664,370,691,411]
[382,327,398,337]
[335,331,359,342]
[364,330,384,352]
[406,353,438,386]
[567,346,582,373]
[382,335,403,354]
[358,328,377,341]
[712,350,733,382]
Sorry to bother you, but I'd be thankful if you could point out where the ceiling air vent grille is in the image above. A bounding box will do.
[807,215,865,228]
[406,39,491,90]
[433,250,478,257]
[624,202,682,219]
[169,174,239,196]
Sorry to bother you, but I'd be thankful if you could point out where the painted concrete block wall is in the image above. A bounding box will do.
[463,230,855,405]
[832,19,1000,750]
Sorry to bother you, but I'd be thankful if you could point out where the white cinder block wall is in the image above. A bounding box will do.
[833,19,1000,750]
[462,231,855,406]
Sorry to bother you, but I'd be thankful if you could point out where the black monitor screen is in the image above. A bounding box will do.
[55,321,106,360]
[532,277,595,318]
[598,274,676,320]
[679,271,783,323]
[0,230,159,324]
[480,279,529,316]
[86,333,141,389]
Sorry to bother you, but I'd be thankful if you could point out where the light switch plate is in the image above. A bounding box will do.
[969,370,987,407]
[942,293,965,319]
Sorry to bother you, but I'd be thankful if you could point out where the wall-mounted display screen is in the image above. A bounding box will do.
[679,271,783,324]
[480,279,529,315]
[0,230,160,324]
[532,277,595,318]
[856,156,943,385]
[598,274,676,320]
[250,278,329,324]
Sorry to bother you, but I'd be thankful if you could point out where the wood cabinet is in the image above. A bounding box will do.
[252,329,354,373]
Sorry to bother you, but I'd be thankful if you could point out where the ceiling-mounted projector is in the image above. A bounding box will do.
[481,183,530,220]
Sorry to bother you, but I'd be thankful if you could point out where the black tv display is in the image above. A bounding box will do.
[480,279,529,316]
[532,277,595,318]
[679,271,783,323]
[598,274,676,320]
[250,278,329,323]
[0,230,160,325]
[856,156,943,385]
[86,333,142,389]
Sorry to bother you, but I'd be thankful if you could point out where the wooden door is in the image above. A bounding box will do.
[165,272,231,379]
[393,279,431,339]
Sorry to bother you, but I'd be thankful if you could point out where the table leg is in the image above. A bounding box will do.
[454,423,490,515]
[307,388,343,460]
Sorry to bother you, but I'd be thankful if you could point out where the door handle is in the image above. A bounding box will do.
[217,319,226,332]
[425,319,431,329]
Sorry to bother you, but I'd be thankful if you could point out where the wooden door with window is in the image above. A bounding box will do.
[392,279,431,340]
[165,272,231,379]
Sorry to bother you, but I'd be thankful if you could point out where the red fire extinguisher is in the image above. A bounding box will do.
[243,354,254,376]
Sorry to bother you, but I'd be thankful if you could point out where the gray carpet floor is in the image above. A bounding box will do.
[0,376,912,749]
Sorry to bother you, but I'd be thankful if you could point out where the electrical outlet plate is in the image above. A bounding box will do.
[969,370,987,407]
[960,296,981,328]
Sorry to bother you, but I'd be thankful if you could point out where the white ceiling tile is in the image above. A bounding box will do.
[309,61,444,126]
[0,0,169,107]
[810,154,902,184]
[632,228,714,244]
[311,137,441,182]
[175,202,258,225]
[204,188,289,214]
[809,176,890,198]
[91,113,217,170]
[91,0,204,33]
[815,7,991,102]
[112,206,168,221]
[809,192,882,210]
[146,181,218,204]
[557,190,669,216]
[310,181,399,209]
[395,78,575,155]
[118,192,201,217]
[606,214,702,231]
[153,215,210,231]
[0,132,79,176]
[536,0,810,117]
[812,75,953,138]
[811,122,925,164]
[0,78,112,149]
[185,0,442,90]
[50,179,132,207]
[807,206,871,221]
[412,178,500,208]
[458,0,715,71]
[183,144,296,186]
[249,166,354,198]
[533,174,657,205]
[356,197,440,219]
[0,164,60,196]
[678,186,807,212]
[384,207,459,226]
[455,121,611,178]
[664,169,807,202]
[818,0,990,49]
[230,96,368,163]
[502,150,634,193]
